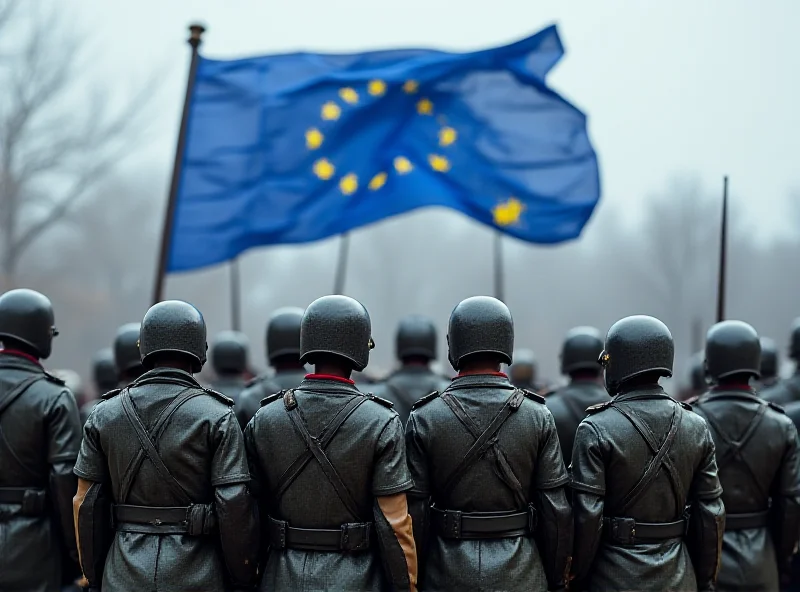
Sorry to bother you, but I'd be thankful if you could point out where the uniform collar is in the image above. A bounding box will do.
[133,367,201,389]
[613,385,669,402]
[448,372,514,390]
[699,385,760,403]
[305,373,355,385]
[0,349,42,367]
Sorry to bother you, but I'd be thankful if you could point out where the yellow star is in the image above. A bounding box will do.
[394,156,413,174]
[368,172,387,190]
[428,154,451,173]
[368,80,387,96]
[339,173,358,195]
[321,101,341,121]
[438,127,457,147]
[403,80,419,94]
[312,158,335,181]
[416,98,433,115]
[493,197,526,227]
[305,128,324,150]
[339,88,359,104]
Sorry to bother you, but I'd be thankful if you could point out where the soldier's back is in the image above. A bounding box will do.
[237,369,306,429]
[761,374,800,405]
[246,376,409,591]
[692,388,800,590]
[375,366,450,424]
[76,367,244,592]
[545,379,609,461]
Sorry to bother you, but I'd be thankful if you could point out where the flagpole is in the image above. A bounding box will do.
[151,23,205,305]
[716,176,729,323]
[333,233,350,294]
[230,258,242,331]
[493,231,505,303]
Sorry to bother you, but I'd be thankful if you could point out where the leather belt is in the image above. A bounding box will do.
[431,504,536,540]
[0,487,47,516]
[267,515,372,552]
[112,503,217,535]
[725,510,769,531]
[603,517,687,545]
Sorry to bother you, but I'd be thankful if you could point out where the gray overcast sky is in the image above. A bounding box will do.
[72,0,800,235]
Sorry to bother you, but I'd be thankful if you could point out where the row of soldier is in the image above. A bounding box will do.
[1,287,800,591]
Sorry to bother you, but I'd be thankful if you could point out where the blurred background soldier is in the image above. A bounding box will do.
[571,315,725,592]
[237,307,306,429]
[0,289,82,592]
[545,326,609,461]
[508,348,545,392]
[373,314,450,424]
[406,296,572,591]
[113,323,145,388]
[80,349,118,425]
[73,300,258,591]
[757,337,781,395]
[691,321,800,591]
[763,319,800,405]
[245,295,417,591]
[207,330,249,403]
[680,351,708,401]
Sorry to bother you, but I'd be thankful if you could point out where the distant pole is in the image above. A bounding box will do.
[333,233,350,294]
[716,176,728,323]
[230,258,241,331]
[493,231,505,302]
[151,24,206,305]
[691,317,703,353]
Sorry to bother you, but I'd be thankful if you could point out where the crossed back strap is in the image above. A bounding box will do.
[699,401,768,499]
[0,374,44,419]
[118,387,202,504]
[279,390,368,520]
[612,401,683,515]
[439,388,527,507]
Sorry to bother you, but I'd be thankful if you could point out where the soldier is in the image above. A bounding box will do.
[690,321,800,590]
[374,314,450,425]
[0,288,82,592]
[757,336,781,393]
[545,326,609,461]
[73,300,258,591]
[244,295,417,591]
[570,315,725,591]
[681,351,707,401]
[113,322,145,387]
[406,296,572,591]
[508,348,542,391]
[208,330,249,403]
[237,307,306,429]
[80,349,118,425]
[763,319,800,405]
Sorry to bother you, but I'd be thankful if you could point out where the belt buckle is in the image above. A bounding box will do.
[611,517,636,545]
[444,510,462,538]
[340,522,370,552]
[270,517,287,549]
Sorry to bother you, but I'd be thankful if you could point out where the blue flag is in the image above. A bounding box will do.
[168,25,600,272]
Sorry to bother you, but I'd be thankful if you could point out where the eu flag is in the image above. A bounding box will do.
[168,25,600,272]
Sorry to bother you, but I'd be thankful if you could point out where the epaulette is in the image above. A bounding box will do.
[44,370,66,386]
[202,387,234,406]
[678,400,694,411]
[767,401,786,414]
[260,390,284,407]
[411,390,440,410]
[586,400,614,414]
[100,388,122,400]
[366,393,394,408]
[521,388,546,404]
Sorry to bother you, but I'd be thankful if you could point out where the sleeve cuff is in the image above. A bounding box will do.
[73,466,105,481]
[569,480,606,495]
[536,474,570,490]
[373,478,414,496]
[693,486,724,500]
[212,473,252,487]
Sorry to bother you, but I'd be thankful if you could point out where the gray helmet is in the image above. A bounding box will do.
[705,320,760,381]
[211,330,249,374]
[396,315,437,360]
[759,337,778,381]
[139,300,207,373]
[560,326,604,375]
[266,307,304,362]
[114,323,142,373]
[299,295,373,371]
[447,296,513,370]
[790,318,800,360]
[0,289,58,359]
[600,315,673,394]
[92,348,118,392]
[688,351,706,391]
[509,349,536,385]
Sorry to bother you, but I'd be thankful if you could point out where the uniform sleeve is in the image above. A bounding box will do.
[405,412,431,584]
[73,401,108,482]
[372,413,413,496]
[534,410,569,489]
[770,418,800,577]
[210,409,251,486]
[569,420,606,585]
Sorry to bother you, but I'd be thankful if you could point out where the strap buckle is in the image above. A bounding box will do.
[269,517,288,549]
[443,509,462,538]
[340,522,371,552]
[608,517,636,545]
[527,503,538,533]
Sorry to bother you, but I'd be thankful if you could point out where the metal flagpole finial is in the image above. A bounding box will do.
[188,24,206,48]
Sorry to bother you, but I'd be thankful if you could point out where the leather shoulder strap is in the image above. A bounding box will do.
[260,391,283,407]
[522,388,545,404]
[0,374,44,418]
[366,393,394,408]
[411,390,440,410]
[277,390,367,520]
[587,400,613,414]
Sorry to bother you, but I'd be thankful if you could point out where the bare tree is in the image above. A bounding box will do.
[0,0,154,291]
